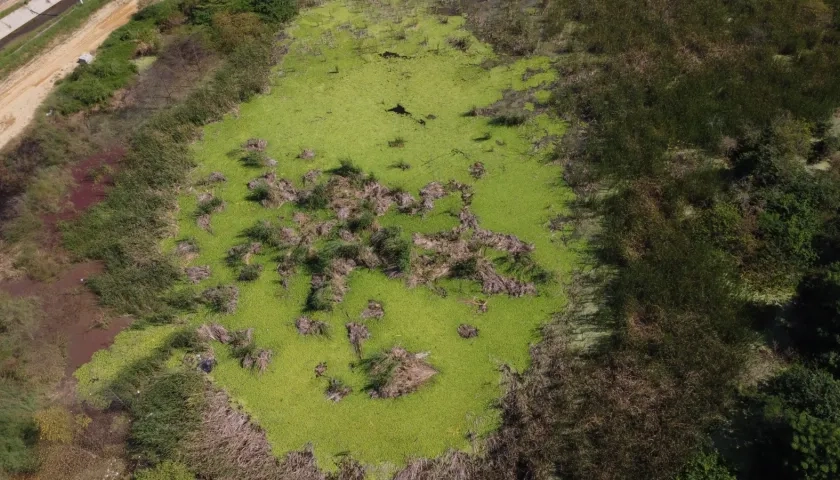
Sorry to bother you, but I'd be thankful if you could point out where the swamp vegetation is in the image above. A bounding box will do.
[2,0,840,478]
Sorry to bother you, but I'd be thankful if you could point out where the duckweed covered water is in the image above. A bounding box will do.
[78,0,577,470]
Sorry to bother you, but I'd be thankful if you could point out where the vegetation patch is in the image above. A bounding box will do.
[145,1,576,467]
[71,0,575,472]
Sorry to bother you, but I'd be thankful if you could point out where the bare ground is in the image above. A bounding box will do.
[0,0,138,149]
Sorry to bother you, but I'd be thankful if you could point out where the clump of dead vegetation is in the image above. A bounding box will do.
[175,239,199,257]
[183,389,329,480]
[360,300,385,319]
[206,171,227,183]
[196,324,272,374]
[226,242,262,266]
[197,323,232,343]
[201,285,239,313]
[458,324,479,338]
[248,172,299,207]
[362,347,437,399]
[325,378,352,402]
[409,207,542,296]
[233,167,548,311]
[241,348,273,373]
[243,138,268,151]
[296,316,329,336]
[345,322,370,356]
[469,161,486,179]
[185,265,211,283]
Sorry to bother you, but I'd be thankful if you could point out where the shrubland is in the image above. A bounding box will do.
[440,0,840,478]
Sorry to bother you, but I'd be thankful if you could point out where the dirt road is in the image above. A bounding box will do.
[0,0,138,149]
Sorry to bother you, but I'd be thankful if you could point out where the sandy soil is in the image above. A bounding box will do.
[0,0,138,150]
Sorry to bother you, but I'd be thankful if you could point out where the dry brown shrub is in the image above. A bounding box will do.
[367,347,437,399]
[345,322,370,356]
[360,300,384,319]
[183,389,328,480]
[394,451,477,480]
[296,316,329,336]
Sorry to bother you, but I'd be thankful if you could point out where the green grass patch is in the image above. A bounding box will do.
[48,9,166,113]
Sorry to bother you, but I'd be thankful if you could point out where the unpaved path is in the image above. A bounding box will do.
[0,0,137,149]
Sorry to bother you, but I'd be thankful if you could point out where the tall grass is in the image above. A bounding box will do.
[64,18,279,314]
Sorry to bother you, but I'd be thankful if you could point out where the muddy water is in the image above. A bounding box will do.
[0,146,129,376]
[41,147,123,245]
[0,261,133,375]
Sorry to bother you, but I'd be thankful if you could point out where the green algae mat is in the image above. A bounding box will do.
[77,0,577,470]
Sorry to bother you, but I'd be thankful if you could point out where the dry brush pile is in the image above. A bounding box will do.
[231,163,549,314]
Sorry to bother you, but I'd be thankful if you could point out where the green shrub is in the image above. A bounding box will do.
[370,226,411,273]
[241,149,269,167]
[196,196,224,215]
[306,285,334,312]
[790,263,840,370]
[136,460,195,480]
[676,451,735,480]
[248,0,296,23]
[733,366,840,479]
[164,288,199,311]
[238,264,263,281]
[129,371,205,463]
[0,381,38,475]
[298,184,329,210]
[348,211,375,232]
[132,0,179,25]
[243,220,276,245]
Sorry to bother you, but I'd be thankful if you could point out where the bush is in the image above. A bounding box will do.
[130,371,205,464]
[212,12,270,52]
[136,460,195,480]
[132,0,179,25]
[677,451,735,480]
[238,264,263,281]
[0,382,38,474]
[241,149,269,167]
[370,226,411,273]
[306,285,334,312]
[196,196,223,215]
[348,211,375,232]
[790,263,840,371]
[733,366,840,480]
[298,184,329,210]
[247,0,296,24]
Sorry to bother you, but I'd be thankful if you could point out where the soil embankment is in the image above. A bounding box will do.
[0,0,137,149]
